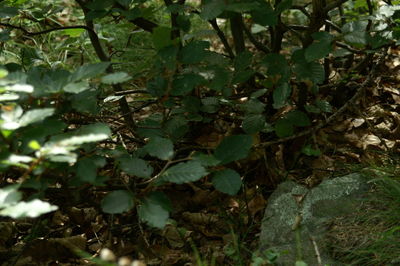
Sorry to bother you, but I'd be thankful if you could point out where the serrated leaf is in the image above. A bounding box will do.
[242,114,266,134]
[273,82,291,109]
[242,99,265,114]
[212,168,242,195]
[192,153,220,167]
[162,161,208,184]
[63,81,89,94]
[138,194,170,228]
[71,62,110,81]
[293,61,325,84]
[119,156,153,178]
[144,137,174,160]
[47,123,111,148]
[0,199,58,218]
[200,0,226,20]
[214,135,253,164]
[275,119,294,137]
[101,72,131,84]
[342,21,368,46]
[19,108,54,127]
[305,40,332,62]
[101,190,134,214]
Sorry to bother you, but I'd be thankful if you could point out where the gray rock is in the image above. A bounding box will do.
[259,173,371,265]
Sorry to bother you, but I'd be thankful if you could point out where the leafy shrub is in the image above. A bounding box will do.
[0,0,399,229]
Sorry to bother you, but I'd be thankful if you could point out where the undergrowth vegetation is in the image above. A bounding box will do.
[0,0,399,264]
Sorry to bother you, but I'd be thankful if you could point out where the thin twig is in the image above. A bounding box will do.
[208,19,235,58]
[243,24,270,54]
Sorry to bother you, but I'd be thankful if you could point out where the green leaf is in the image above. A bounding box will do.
[342,21,368,46]
[0,7,18,18]
[275,119,294,138]
[0,199,58,218]
[76,158,98,184]
[302,145,321,156]
[212,169,242,195]
[101,190,134,214]
[152,27,174,50]
[305,44,329,62]
[86,0,115,10]
[200,0,226,20]
[62,28,85,37]
[241,99,265,114]
[250,89,268,99]
[171,74,205,96]
[164,116,189,141]
[144,137,174,160]
[315,100,332,113]
[251,3,276,26]
[208,66,231,91]
[101,72,131,84]
[50,123,111,146]
[162,161,208,184]
[118,156,153,178]
[180,41,210,64]
[0,185,21,209]
[138,193,170,228]
[273,82,291,109]
[305,32,333,62]
[242,114,266,134]
[225,2,260,12]
[192,153,220,167]
[85,10,109,20]
[214,135,253,164]
[157,45,179,70]
[234,51,253,71]
[147,76,167,97]
[263,53,290,80]
[201,97,219,113]
[71,62,110,81]
[286,110,311,127]
[0,105,23,130]
[70,89,98,114]
[292,49,325,84]
[232,69,255,83]
[63,81,90,94]
[19,108,54,127]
